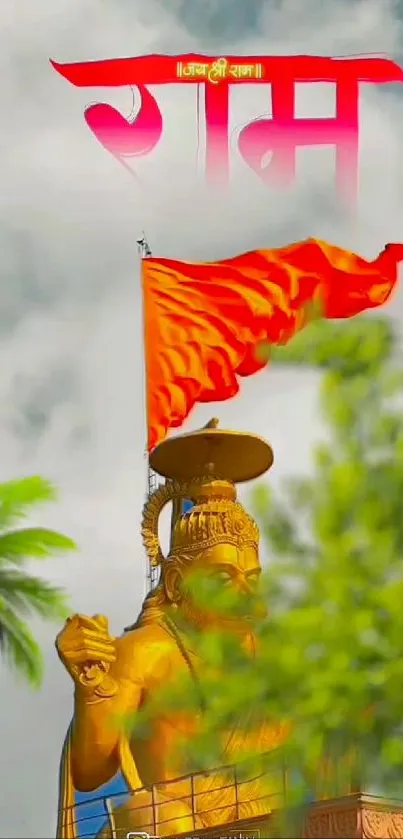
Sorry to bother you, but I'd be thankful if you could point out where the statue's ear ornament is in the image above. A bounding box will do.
[141,480,192,568]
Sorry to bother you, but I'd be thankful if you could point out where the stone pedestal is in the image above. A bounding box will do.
[176,794,403,838]
[304,794,403,839]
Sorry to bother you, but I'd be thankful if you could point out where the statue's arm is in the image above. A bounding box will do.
[70,632,145,792]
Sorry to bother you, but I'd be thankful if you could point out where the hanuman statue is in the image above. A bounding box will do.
[56,421,287,838]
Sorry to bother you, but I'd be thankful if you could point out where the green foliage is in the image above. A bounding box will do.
[0,476,75,687]
[128,313,403,833]
[0,476,58,528]
[259,315,395,377]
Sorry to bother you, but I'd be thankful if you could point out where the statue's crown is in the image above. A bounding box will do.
[171,480,259,555]
[141,420,272,567]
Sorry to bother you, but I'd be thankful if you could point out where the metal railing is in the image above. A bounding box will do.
[60,758,287,838]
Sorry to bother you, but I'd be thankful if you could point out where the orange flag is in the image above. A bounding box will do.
[142,238,403,451]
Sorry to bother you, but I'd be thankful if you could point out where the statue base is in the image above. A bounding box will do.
[170,794,403,838]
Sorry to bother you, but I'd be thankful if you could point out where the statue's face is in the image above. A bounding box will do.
[179,543,263,629]
[193,543,261,593]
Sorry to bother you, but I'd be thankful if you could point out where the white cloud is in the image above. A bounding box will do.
[0,0,403,835]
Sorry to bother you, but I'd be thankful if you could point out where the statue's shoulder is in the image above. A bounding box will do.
[113,622,177,682]
[116,622,175,668]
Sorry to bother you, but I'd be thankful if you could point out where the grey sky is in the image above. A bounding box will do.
[1,0,403,836]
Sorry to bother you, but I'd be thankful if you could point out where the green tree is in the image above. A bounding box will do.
[0,476,75,687]
[132,314,403,833]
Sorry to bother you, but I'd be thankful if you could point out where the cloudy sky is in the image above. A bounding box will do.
[1,0,403,835]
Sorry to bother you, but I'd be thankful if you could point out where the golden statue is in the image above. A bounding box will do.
[56,421,287,838]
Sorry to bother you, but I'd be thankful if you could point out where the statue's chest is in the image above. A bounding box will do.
[141,640,203,712]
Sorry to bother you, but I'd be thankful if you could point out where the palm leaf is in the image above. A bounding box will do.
[0,476,58,530]
[0,527,76,564]
[0,596,43,687]
[0,475,76,688]
[0,571,70,620]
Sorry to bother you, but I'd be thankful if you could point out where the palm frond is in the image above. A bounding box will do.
[0,571,70,621]
[0,596,43,687]
[0,476,57,530]
[0,475,76,689]
[0,527,76,564]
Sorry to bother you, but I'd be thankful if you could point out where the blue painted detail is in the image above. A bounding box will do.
[181,498,194,514]
[74,773,128,838]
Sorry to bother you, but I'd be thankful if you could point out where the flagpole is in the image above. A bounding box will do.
[137,232,159,592]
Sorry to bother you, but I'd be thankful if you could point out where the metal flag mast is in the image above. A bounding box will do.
[137,233,195,593]
[137,232,159,592]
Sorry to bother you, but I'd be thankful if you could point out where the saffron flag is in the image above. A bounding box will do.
[142,238,403,452]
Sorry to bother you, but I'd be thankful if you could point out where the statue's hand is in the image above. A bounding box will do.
[56,614,118,698]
